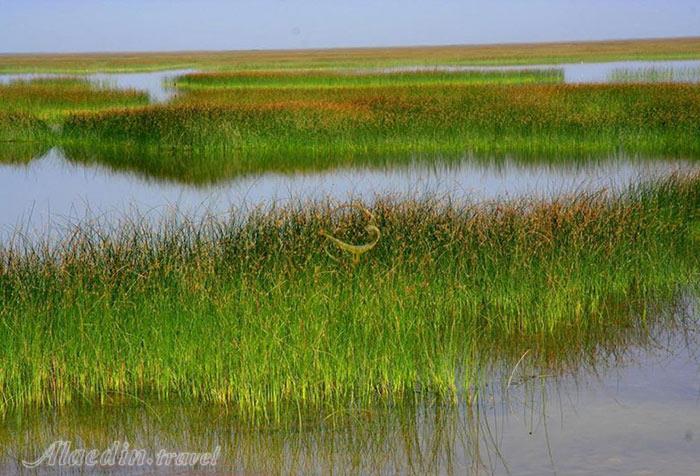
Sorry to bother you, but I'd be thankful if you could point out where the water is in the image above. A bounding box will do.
[1,148,697,238]
[2,59,699,236]
[2,59,700,474]
[1,60,700,106]
[2,301,698,475]
[0,69,194,102]
[2,59,698,237]
[377,59,700,84]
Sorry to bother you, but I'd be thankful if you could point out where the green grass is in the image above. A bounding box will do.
[0,39,699,462]
[1,37,699,73]
[0,141,49,164]
[173,69,563,89]
[2,70,699,180]
[0,77,149,121]
[0,77,149,156]
[0,306,691,476]
[56,143,685,187]
[54,82,700,180]
[609,66,700,83]
[0,111,53,146]
[0,175,697,419]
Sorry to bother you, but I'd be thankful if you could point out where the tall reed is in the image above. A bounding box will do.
[0,175,697,419]
[59,82,700,168]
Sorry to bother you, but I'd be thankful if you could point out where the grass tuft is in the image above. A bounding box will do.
[0,175,697,419]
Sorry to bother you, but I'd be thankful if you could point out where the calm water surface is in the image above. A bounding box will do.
[377,59,700,83]
[1,59,699,104]
[1,148,697,238]
[1,59,700,474]
[0,69,194,102]
[1,59,699,237]
[2,299,698,475]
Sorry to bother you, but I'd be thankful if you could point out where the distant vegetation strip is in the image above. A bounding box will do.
[1,37,699,73]
[59,82,700,161]
[173,69,563,89]
[2,73,700,181]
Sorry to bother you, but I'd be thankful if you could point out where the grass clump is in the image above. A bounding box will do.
[4,69,700,178]
[0,175,697,419]
[0,111,53,146]
[0,77,149,121]
[57,82,700,174]
[173,69,563,89]
[0,78,149,154]
[609,66,700,83]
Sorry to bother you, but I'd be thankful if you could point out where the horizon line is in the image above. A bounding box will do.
[2,35,699,57]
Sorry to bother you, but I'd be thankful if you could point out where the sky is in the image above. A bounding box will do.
[1,0,699,54]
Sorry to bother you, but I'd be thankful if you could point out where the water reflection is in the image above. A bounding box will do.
[0,69,193,103]
[1,59,699,475]
[1,295,697,475]
[377,59,700,84]
[0,148,697,238]
[1,60,700,107]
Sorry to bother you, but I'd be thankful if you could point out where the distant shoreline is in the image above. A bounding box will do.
[2,36,700,73]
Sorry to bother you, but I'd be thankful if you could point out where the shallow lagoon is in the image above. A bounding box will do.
[1,148,698,239]
[0,146,698,474]
[377,59,700,84]
[0,69,193,103]
[1,59,700,104]
[1,59,700,475]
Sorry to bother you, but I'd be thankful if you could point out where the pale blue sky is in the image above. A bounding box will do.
[1,0,698,54]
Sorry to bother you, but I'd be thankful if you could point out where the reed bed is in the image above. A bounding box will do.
[0,78,149,159]
[1,37,699,73]
[2,304,694,474]
[609,66,700,83]
[4,70,700,177]
[58,143,684,187]
[57,82,700,175]
[0,111,52,145]
[173,69,563,89]
[0,175,697,419]
[0,77,149,120]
